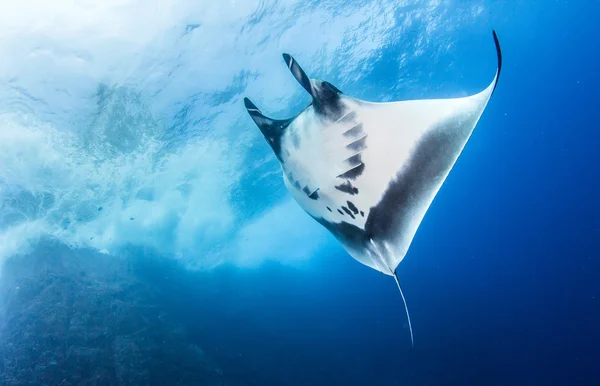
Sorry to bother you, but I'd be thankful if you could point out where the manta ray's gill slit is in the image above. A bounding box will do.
[337,162,365,180]
[346,135,368,152]
[335,109,356,124]
[344,153,363,168]
[335,181,359,195]
[343,123,364,137]
[337,209,344,215]
[327,207,332,212]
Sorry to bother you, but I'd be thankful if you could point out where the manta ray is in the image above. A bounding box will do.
[244,31,502,347]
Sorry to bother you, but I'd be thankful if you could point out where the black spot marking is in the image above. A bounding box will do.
[341,206,355,219]
[335,181,359,195]
[360,211,364,217]
[346,135,367,152]
[337,163,365,180]
[337,209,344,215]
[346,201,359,215]
[343,123,364,137]
[327,207,332,212]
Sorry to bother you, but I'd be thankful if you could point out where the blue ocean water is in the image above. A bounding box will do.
[0,1,598,385]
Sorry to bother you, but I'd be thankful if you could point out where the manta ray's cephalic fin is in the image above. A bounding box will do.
[282,53,314,97]
[244,97,275,128]
[243,97,293,161]
[281,53,344,112]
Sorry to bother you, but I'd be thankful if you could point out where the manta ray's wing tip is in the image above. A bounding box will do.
[492,30,501,63]
[491,29,502,92]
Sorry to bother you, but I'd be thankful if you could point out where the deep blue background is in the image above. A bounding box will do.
[135,3,600,385]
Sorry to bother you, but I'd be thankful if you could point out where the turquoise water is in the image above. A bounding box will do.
[0,1,599,385]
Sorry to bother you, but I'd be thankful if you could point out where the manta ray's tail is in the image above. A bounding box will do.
[393,271,414,349]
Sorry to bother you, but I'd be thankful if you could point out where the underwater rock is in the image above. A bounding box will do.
[0,241,228,385]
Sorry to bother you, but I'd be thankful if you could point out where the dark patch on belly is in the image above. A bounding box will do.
[346,201,359,214]
[360,211,364,217]
[335,181,359,195]
[341,206,355,219]
[313,218,369,260]
[364,117,471,244]
[312,116,473,271]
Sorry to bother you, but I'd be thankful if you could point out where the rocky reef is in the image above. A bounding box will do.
[0,241,228,385]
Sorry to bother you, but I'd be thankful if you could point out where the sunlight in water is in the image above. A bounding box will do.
[0,0,487,268]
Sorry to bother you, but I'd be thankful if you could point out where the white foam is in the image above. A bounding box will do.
[0,0,486,268]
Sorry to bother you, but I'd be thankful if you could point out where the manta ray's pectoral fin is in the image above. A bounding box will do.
[490,30,503,96]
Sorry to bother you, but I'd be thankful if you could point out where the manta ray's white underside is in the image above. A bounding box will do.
[282,80,498,275]
[244,31,502,347]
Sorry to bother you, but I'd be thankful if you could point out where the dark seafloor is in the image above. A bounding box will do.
[0,241,228,385]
